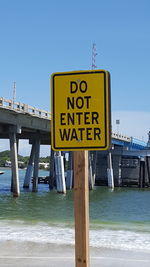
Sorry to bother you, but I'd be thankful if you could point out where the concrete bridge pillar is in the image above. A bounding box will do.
[32,138,40,192]
[89,152,95,190]
[9,125,21,197]
[139,157,146,188]
[48,148,55,190]
[91,151,97,184]
[10,136,19,192]
[146,156,150,186]
[23,142,36,188]
[107,151,114,189]
[66,152,73,190]
[112,154,122,186]
[55,151,66,193]
[89,151,97,190]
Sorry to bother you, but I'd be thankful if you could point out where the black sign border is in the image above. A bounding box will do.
[52,70,111,151]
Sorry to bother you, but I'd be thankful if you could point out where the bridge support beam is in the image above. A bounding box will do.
[23,142,36,188]
[107,151,114,189]
[32,138,40,192]
[9,127,20,197]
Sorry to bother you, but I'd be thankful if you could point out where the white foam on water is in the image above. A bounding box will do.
[0,220,150,252]
[90,228,150,251]
[0,221,74,245]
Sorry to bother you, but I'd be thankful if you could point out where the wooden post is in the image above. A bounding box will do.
[74,150,89,267]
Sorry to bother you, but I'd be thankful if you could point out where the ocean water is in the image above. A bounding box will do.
[0,168,150,252]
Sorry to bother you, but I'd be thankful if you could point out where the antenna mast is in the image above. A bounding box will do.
[92,43,97,69]
[13,81,16,103]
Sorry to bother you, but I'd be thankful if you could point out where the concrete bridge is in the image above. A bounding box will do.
[0,97,149,196]
[0,97,147,148]
[0,97,51,197]
[0,97,50,144]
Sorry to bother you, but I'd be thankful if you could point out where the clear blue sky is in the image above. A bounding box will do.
[1,0,150,154]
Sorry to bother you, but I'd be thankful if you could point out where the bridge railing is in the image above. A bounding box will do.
[0,97,51,119]
[131,137,147,147]
[112,132,131,142]
[0,97,147,147]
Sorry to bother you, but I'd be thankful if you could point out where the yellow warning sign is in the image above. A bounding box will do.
[51,70,111,151]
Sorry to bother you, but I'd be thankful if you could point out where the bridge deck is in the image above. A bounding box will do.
[0,97,147,149]
[0,98,50,144]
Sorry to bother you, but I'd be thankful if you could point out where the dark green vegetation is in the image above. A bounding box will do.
[0,150,50,169]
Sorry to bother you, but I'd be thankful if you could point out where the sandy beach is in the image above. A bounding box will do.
[0,241,150,267]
